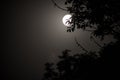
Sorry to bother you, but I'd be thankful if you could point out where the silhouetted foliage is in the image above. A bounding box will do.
[43,0,120,80]
[43,49,119,80]
[43,46,120,80]
[65,0,120,40]
[43,50,98,80]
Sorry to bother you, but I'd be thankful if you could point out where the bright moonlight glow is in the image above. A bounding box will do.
[62,14,72,26]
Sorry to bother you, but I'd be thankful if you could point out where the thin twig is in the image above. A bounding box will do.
[74,37,88,53]
[51,0,67,11]
[90,36,102,48]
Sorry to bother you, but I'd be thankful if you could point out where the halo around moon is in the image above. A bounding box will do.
[62,14,72,26]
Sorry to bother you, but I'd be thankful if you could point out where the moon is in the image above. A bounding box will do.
[62,14,72,26]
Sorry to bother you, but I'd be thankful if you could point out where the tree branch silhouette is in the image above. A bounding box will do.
[90,36,102,48]
[74,37,88,53]
[43,0,120,80]
[51,0,67,11]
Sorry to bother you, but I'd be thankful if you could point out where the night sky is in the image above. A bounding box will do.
[2,0,114,80]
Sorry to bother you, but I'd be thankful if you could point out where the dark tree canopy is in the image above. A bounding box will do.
[42,0,120,80]
[64,0,120,40]
[43,48,120,80]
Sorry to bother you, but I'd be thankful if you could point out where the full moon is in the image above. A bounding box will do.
[62,14,72,26]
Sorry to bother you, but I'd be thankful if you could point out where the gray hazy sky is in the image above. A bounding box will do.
[3,0,114,80]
